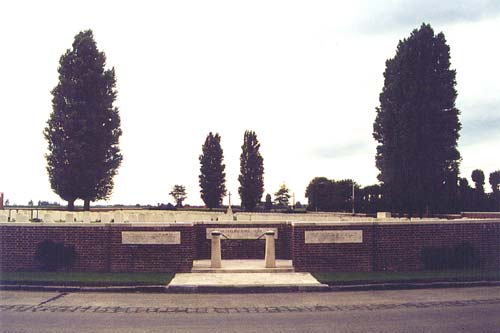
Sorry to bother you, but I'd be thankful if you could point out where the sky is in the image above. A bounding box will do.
[1,0,499,207]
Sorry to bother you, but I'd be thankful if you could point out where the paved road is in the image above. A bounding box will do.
[1,287,499,332]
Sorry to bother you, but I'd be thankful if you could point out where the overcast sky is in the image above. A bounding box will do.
[1,0,499,206]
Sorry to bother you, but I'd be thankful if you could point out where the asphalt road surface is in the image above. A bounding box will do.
[1,287,500,332]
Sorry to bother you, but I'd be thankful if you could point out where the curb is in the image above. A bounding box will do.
[327,280,500,292]
[0,285,167,293]
[165,284,330,293]
[1,281,499,293]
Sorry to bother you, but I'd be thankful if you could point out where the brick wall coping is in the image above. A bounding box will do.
[189,220,291,225]
[0,222,193,227]
[291,219,500,227]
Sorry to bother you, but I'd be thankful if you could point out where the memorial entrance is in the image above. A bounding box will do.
[191,227,294,273]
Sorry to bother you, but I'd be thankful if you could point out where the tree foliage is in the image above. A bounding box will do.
[471,169,487,211]
[305,177,333,211]
[169,184,187,207]
[238,130,264,211]
[274,184,291,208]
[305,177,359,212]
[373,23,461,215]
[471,169,485,192]
[489,171,500,193]
[44,30,122,210]
[264,193,273,211]
[199,132,226,209]
[490,170,500,211]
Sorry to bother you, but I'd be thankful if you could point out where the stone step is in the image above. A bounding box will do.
[169,272,326,291]
[191,259,294,273]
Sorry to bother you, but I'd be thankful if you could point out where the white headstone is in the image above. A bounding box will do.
[138,213,146,222]
[100,213,112,223]
[17,213,29,222]
[377,212,392,219]
[114,212,123,223]
[83,212,91,223]
[65,213,74,222]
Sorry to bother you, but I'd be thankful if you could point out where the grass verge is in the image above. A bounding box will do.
[313,270,500,285]
[0,271,175,286]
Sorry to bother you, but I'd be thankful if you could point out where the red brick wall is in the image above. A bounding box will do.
[292,222,500,272]
[193,223,291,260]
[0,224,193,273]
[292,225,374,272]
[2,221,499,273]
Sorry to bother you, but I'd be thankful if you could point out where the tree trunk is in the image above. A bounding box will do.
[83,199,90,211]
[67,199,75,211]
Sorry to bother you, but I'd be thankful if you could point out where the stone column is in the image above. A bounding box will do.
[0,192,4,210]
[211,230,222,268]
[264,230,276,268]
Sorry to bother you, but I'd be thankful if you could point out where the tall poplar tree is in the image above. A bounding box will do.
[238,130,264,211]
[45,30,122,210]
[373,23,461,216]
[199,132,226,209]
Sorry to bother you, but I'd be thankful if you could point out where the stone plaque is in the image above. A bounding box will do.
[122,231,181,244]
[305,230,362,244]
[206,228,278,239]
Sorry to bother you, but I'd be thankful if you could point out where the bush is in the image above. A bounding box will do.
[421,242,479,270]
[420,246,453,270]
[35,240,77,271]
[453,242,479,269]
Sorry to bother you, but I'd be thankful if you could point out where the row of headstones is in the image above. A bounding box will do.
[0,210,439,223]
[0,210,235,223]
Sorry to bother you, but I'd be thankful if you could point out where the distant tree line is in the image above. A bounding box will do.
[304,169,500,214]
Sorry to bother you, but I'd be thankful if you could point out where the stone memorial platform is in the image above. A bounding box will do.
[167,271,327,291]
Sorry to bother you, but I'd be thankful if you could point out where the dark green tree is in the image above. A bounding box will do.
[489,171,500,211]
[331,179,359,212]
[305,177,333,211]
[274,183,291,209]
[238,130,264,211]
[169,184,187,207]
[199,132,226,209]
[471,169,486,211]
[264,193,273,211]
[373,23,461,216]
[359,184,385,214]
[45,30,122,211]
[471,169,485,193]
[458,177,473,211]
[489,171,500,193]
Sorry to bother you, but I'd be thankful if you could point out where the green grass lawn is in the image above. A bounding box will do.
[0,271,175,286]
[313,270,500,285]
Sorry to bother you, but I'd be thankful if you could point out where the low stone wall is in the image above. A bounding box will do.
[292,220,500,272]
[0,223,193,273]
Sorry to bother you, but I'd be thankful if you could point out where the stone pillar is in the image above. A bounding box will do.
[264,230,276,268]
[0,192,4,210]
[211,230,222,268]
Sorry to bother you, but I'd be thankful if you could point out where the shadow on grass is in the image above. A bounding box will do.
[0,271,175,286]
[313,270,500,285]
